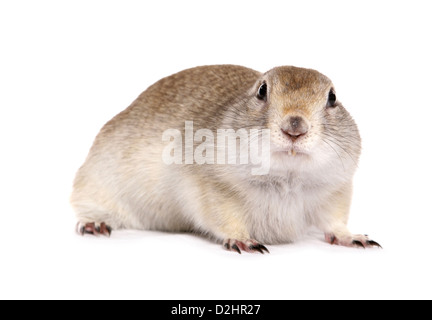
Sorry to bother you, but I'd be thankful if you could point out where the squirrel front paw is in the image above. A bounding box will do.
[76,222,112,237]
[223,239,269,254]
[325,233,381,249]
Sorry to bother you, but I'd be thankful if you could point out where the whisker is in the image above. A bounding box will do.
[320,132,359,168]
[322,138,345,171]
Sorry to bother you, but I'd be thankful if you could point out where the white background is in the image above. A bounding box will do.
[1,0,431,300]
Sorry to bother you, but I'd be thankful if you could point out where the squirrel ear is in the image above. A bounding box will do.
[257,82,267,101]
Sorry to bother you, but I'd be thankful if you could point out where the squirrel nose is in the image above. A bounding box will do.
[281,116,309,140]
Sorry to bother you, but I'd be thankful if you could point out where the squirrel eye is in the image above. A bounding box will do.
[257,82,267,101]
[327,89,337,107]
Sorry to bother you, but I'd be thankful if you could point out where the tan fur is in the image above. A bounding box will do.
[71,65,375,252]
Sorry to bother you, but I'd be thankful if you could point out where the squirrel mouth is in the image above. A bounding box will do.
[272,147,307,157]
[270,140,309,157]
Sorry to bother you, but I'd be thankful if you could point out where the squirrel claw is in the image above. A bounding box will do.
[250,244,269,254]
[352,240,366,249]
[366,240,382,248]
[223,239,269,254]
[77,222,112,237]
